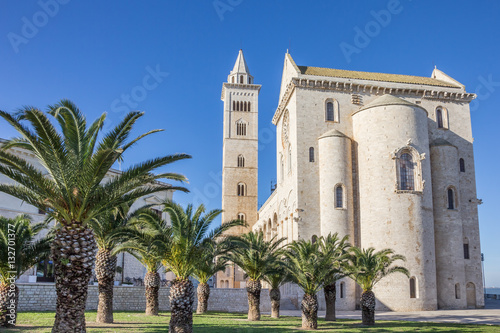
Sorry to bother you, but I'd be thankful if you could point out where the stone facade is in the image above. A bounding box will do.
[218,50,261,288]
[252,53,484,311]
[17,284,271,313]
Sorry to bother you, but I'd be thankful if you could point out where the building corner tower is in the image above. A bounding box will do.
[221,49,261,236]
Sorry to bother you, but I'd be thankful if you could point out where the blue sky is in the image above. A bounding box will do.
[1,1,499,286]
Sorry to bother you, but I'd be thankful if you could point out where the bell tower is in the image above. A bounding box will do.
[221,49,260,236]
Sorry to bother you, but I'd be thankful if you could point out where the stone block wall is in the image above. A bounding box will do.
[17,284,270,313]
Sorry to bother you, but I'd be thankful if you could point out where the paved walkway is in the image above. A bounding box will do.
[273,300,500,326]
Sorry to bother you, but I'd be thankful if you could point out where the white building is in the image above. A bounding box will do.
[220,50,484,311]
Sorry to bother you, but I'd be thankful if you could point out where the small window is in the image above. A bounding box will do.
[309,147,314,162]
[232,101,236,111]
[326,102,334,121]
[335,185,344,208]
[340,282,345,299]
[237,183,246,196]
[437,108,444,128]
[244,101,247,112]
[436,107,449,129]
[447,188,455,209]
[248,77,251,84]
[410,277,417,299]
[248,102,251,112]
[151,209,162,219]
[237,155,245,167]
[232,77,235,83]
[236,122,247,136]
[240,75,243,84]
[455,283,461,299]
[460,158,465,172]
[399,153,415,191]
[464,243,470,260]
[237,213,246,222]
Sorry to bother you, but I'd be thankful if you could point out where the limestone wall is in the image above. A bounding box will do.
[17,284,271,313]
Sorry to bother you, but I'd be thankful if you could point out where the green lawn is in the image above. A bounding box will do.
[4,311,498,332]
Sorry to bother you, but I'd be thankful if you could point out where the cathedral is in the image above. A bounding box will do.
[218,50,484,311]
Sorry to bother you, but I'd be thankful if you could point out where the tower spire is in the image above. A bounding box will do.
[228,49,253,84]
[231,49,250,75]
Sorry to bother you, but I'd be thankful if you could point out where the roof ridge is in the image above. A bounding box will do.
[297,65,461,88]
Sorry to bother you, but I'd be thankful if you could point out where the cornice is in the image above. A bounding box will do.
[272,77,476,125]
[221,83,262,100]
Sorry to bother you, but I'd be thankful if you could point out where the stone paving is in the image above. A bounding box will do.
[272,299,500,326]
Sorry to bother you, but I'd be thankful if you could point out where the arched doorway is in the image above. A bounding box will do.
[466,282,476,309]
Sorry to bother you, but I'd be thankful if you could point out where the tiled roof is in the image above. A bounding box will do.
[298,66,460,88]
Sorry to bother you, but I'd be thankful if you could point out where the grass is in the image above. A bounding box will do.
[4,311,498,332]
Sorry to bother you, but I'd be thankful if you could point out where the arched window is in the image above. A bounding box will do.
[237,213,246,222]
[436,108,443,128]
[447,188,455,209]
[237,155,245,167]
[240,75,243,84]
[236,122,247,136]
[460,158,465,172]
[326,102,334,121]
[325,99,339,122]
[455,283,461,299]
[311,235,318,244]
[463,237,470,259]
[340,282,345,298]
[248,77,251,84]
[309,147,315,162]
[243,101,247,112]
[335,185,344,208]
[226,267,230,277]
[237,183,246,196]
[410,277,417,298]
[399,153,415,191]
[248,102,251,111]
[436,107,449,129]
[232,77,235,83]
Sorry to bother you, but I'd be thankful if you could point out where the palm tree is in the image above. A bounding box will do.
[192,238,234,314]
[88,202,150,323]
[0,101,190,332]
[283,239,334,330]
[0,215,52,327]
[263,263,290,319]
[162,201,243,333]
[115,208,170,316]
[227,231,286,321]
[319,233,350,321]
[344,247,410,325]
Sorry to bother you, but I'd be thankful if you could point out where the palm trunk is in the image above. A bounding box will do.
[361,290,376,326]
[270,287,281,318]
[169,278,194,333]
[301,293,318,329]
[246,279,261,321]
[196,282,210,314]
[145,271,160,316]
[95,249,117,323]
[0,283,18,327]
[52,225,97,333]
[324,283,336,321]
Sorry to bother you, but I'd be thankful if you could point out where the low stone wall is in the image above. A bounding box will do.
[17,284,271,313]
